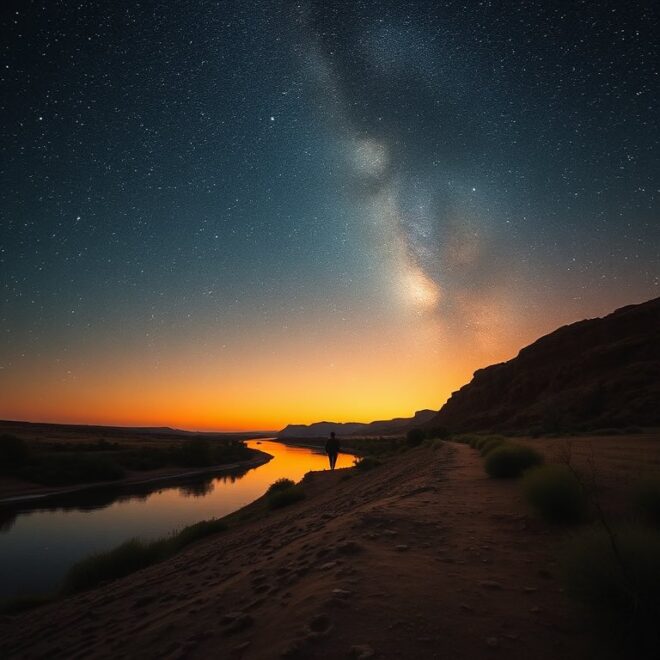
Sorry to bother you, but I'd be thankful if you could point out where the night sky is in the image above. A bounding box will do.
[1,1,658,430]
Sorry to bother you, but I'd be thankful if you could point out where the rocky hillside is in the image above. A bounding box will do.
[278,409,436,438]
[429,297,660,433]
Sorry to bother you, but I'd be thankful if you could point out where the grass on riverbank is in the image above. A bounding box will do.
[0,517,228,613]
[63,517,228,594]
[266,478,305,509]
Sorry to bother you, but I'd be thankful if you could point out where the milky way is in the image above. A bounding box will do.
[0,1,658,428]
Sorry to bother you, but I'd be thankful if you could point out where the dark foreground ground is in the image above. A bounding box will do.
[2,434,658,659]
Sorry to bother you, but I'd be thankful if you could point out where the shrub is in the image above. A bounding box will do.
[522,465,588,523]
[20,454,125,486]
[343,437,406,458]
[175,439,213,466]
[484,444,543,478]
[63,539,163,594]
[268,484,305,509]
[0,434,30,469]
[406,428,426,447]
[168,518,226,551]
[468,436,482,449]
[267,478,295,494]
[474,437,490,451]
[353,456,382,471]
[63,517,227,594]
[479,437,506,456]
[560,525,660,651]
[631,477,660,526]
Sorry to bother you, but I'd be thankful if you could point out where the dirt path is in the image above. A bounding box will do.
[1,443,594,659]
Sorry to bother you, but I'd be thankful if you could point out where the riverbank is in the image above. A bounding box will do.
[2,439,622,659]
[0,449,273,505]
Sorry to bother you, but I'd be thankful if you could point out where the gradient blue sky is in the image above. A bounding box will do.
[1,1,657,429]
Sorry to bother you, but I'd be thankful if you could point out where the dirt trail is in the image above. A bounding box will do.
[1,443,594,659]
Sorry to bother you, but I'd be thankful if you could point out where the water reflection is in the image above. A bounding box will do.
[0,509,17,532]
[178,479,215,498]
[0,464,255,534]
[0,440,354,598]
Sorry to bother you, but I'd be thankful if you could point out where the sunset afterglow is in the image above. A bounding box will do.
[1,2,657,431]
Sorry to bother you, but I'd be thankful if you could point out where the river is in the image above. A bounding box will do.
[0,439,355,599]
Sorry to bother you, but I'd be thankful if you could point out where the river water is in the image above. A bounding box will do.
[0,440,354,598]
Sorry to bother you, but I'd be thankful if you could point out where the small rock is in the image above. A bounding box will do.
[383,529,397,536]
[349,644,375,659]
[321,561,337,570]
[486,637,499,648]
[395,544,409,552]
[332,588,352,599]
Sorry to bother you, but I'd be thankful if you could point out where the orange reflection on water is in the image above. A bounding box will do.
[0,440,355,598]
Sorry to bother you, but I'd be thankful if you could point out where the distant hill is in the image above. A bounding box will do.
[428,297,660,433]
[0,420,274,441]
[278,409,436,438]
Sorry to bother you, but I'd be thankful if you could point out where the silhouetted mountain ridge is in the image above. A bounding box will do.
[429,297,660,433]
[278,409,436,438]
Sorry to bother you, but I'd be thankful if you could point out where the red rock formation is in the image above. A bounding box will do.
[429,297,660,433]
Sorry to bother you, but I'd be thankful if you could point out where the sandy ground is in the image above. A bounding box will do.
[5,438,634,659]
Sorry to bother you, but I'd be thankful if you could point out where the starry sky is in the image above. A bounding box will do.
[1,1,658,430]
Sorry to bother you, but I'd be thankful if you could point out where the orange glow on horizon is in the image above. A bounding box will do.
[1,293,629,432]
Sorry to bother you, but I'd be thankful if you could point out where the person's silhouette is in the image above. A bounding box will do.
[325,431,340,470]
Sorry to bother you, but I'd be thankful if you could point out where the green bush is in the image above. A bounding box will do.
[353,456,382,471]
[406,428,426,447]
[268,484,305,509]
[63,517,227,594]
[560,525,660,651]
[267,478,295,494]
[484,444,543,479]
[63,539,163,593]
[0,434,30,469]
[168,518,226,551]
[631,477,660,526]
[479,437,506,456]
[468,435,483,449]
[522,465,588,523]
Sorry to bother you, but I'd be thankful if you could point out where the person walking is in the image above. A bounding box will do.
[325,431,340,470]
